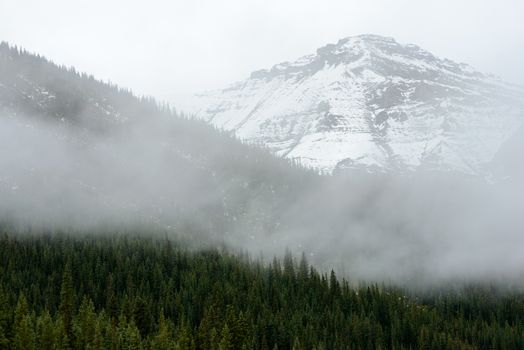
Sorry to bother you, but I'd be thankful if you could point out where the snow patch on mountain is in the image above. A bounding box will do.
[178,35,524,175]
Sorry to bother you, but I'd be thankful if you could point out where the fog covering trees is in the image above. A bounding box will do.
[1,42,524,285]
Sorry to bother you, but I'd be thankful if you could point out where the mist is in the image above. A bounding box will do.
[3,0,524,100]
[0,113,233,234]
[280,172,524,284]
[1,103,524,286]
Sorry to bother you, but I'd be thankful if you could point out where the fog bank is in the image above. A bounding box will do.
[1,112,523,285]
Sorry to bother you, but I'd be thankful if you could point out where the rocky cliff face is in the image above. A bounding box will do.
[182,35,524,175]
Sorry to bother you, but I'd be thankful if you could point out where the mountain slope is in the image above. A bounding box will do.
[182,34,524,175]
[0,42,317,237]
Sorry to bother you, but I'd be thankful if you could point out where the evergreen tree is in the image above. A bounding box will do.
[134,296,152,336]
[36,310,54,350]
[209,328,220,350]
[74,297,96,348]
[283,249,295,278]
[119,318,142,350]
[151,310,174,350]
[13,315,35,350]
[59,260,75,347]
[0,288,10,349]
[54,315,70,350]
[298,253,309,280]
[13,293,34,350]
[105,274,118,322]
[175,320,194,350]
[218,323,234,350]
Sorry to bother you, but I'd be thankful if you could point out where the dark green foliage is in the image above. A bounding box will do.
[0,233,524,349]
[59,260,75,347]
[0,287,10,349]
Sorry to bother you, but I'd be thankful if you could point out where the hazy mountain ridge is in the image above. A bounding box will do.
[0,42,317,239]
[182,35,524,175]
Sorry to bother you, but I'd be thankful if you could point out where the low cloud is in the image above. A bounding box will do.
[1,112,524,286]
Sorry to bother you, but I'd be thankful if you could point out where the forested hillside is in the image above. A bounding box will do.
[1,232,524,350]
[0,41,319,242]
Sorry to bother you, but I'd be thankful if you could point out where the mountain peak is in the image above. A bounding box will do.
[249,34,485,84]
[335,33,398,48]
[183,36,524,176]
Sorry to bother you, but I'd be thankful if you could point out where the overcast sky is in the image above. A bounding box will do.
[1,0,523,103]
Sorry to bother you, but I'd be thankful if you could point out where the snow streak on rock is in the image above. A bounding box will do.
[182,35,524,175]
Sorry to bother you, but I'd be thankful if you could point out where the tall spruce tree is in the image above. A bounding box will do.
[59,260,75,348]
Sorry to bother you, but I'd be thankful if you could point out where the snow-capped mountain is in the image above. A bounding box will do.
[181,34,524,175]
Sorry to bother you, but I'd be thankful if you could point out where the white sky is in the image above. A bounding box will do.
[1,0,523,104]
